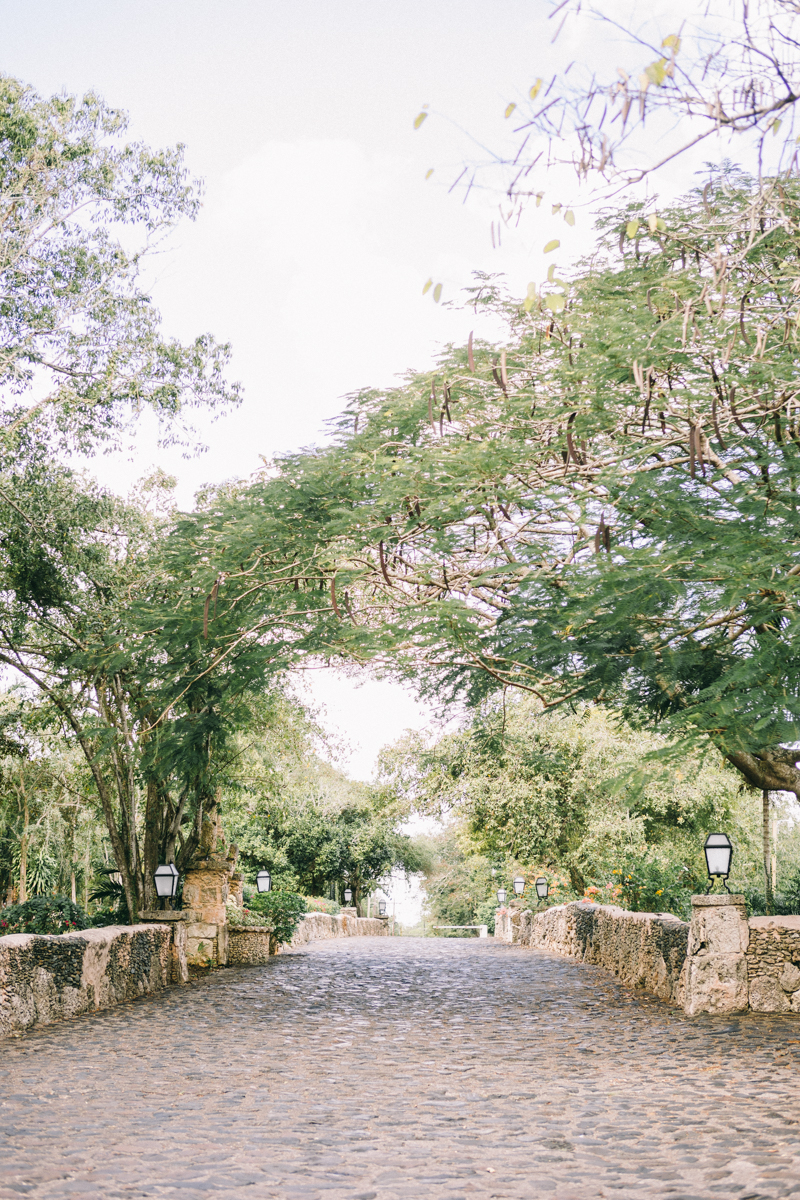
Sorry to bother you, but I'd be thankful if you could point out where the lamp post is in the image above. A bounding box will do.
[513,875,525,897]
[704,833,733,893]
[256,869,271,893]
[154,863,179,908]
[378,900,387,917]
[344,887,353,905]
[496,887,507,905]
[535,877,549,906]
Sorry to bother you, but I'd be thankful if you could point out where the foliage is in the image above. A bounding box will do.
[608,851,705,921]
[303,895,341,914]
[381,697,751,898]
[0,894,89,935]
[156,175,800,810]
[245,890,307,945]
[430,4,800,226]
[0,73,239,458]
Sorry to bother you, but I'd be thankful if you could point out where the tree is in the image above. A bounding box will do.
[424,3,800,223]
[380,696,757,905]
[0,75,245,919]
[0,74,239,460]
[158,174,800,916]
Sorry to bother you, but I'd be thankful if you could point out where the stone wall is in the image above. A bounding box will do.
[0,924,174,1038]
[497,902,688,1004]
[228,925,272,965]
[228,910,390,965]
[289,911,389,947]
[746,915,800,1013]
[498,898,800,1015]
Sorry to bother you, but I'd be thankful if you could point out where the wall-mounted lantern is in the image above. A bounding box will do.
[513,876,525,896]
[344,888,353,904]
[256,870,271,893]
[496,887,507,905]
[154,863,179,902]
[535,877,549,901]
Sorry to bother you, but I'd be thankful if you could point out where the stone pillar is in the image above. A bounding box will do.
[683,894,749,1015]
[182,855,234,968]
[137,911,189,985]
[228,873,244,907]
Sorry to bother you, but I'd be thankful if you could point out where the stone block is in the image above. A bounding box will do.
[185,921,218,941]
[779,962,800,993]
[684,953,750,1015]
[749,974,791,1013]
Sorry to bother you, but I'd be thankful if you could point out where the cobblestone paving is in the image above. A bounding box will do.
[2,936,800,1200]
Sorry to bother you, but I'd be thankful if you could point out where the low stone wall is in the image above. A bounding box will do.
[290,911,389,947]
[0,924,173,1038]
[228,925,272,965]
[497,902,688,1004]
[498,898,800,1015]
[746,915,800,1013]
[228,911,389,965]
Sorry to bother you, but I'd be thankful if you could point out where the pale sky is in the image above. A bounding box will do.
[1,0,707,781]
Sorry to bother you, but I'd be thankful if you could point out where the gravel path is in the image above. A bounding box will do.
[1,935,800,1199]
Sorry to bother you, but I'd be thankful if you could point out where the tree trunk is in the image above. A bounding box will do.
[19,796,29,904]
[763,790,774,915]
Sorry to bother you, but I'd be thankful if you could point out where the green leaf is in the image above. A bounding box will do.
[544,293,566,313]
[564,210,576,226]
[529,78,543,100]
[543,239,561,253]
[425,168,434,180]
[414,111,428,130]
[422,278,433,295]
[626,219,640,239]
[505,102,517,119]
[433,283,443,303]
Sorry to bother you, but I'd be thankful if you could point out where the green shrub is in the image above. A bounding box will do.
[303,895,341,915]
[0,894,90,935]
[246,890,306,944]
[609,852,704,920]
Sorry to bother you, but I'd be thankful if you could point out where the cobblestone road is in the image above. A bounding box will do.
[2,936,800,1200]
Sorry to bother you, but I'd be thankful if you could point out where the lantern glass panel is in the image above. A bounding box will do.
[513,876,525,895]
[496,887,507,904]
[378,901,387,916]
[535,876,549,899]
[344,888,353,903]
[154,863,178,898]
[256,870,271,893]
[704,833,732,877]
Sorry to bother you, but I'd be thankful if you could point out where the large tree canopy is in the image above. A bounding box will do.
[158,173,800,804]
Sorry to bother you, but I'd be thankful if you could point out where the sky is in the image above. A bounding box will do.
[0,0,705,784]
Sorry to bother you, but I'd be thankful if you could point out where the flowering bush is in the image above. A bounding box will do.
[0,895,90,935]
[225,901,272,928]
[303,896,341,915]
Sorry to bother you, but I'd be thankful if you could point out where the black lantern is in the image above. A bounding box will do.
[513,875,525,896]
[378,900,387,916]
[704,833,733,892]
[344,888,353,904]
[535,876,549,900]
[256,869,271,893]
[496,887,507,905]
[154,863,179,900]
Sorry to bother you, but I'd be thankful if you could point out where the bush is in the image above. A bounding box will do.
[225,901,272,928]
[475,898,497,935]
[303,895,341,915]
[246,890,306,944]
[608,851,704,920]
[0,894,90,935]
